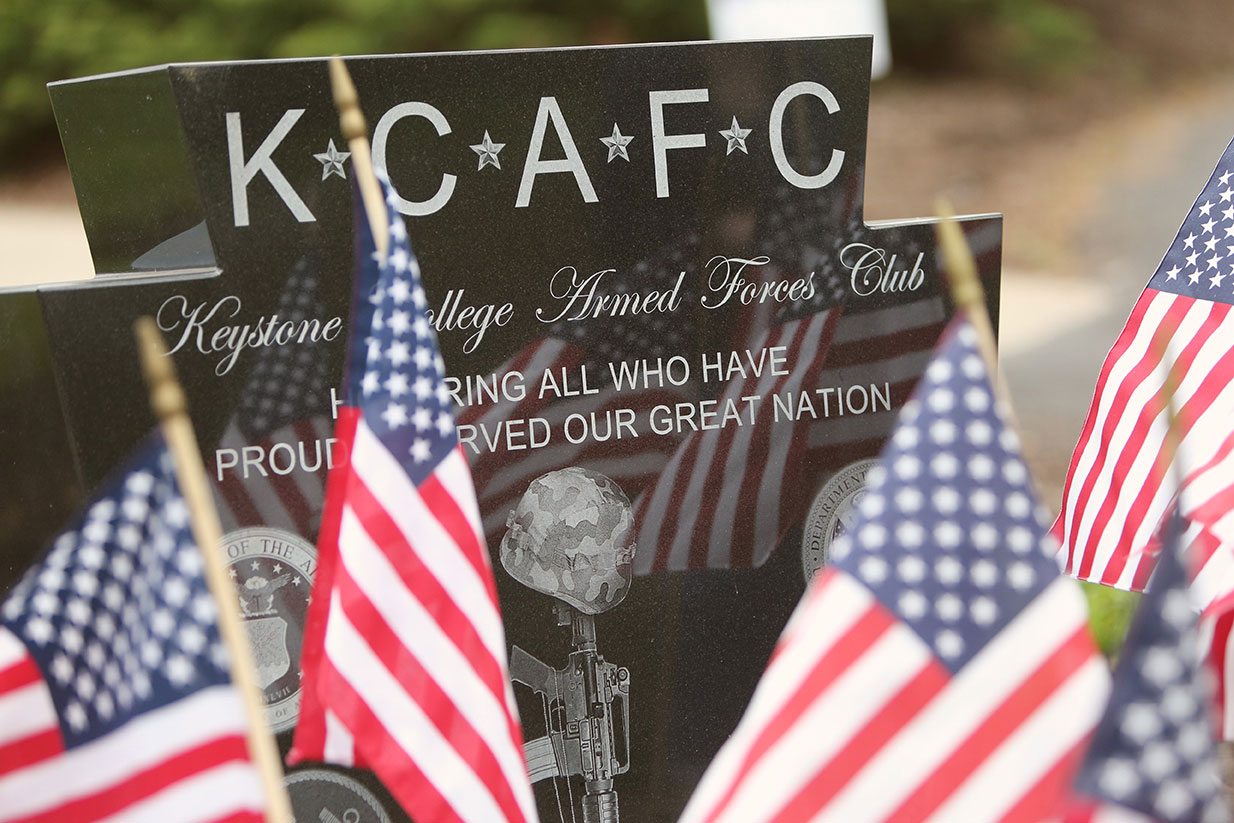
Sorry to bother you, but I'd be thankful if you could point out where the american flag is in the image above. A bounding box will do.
[679,316,1108,822]
[1199,595,1234,741]
[1175,427,1234,615]
[1138,434,1234,744]
[458,238,696,541]
[289,180,537,823]
[213,259,334,538]
[1056,136,1234,591]
[633,264,845,573]
[0,434,267,821]
[1066,526,1229,822]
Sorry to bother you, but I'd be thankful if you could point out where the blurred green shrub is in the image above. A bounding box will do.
[886,0,1100,79]
[1081,582,1139,660]
[0,0,1105,164]
[0,0,707,162]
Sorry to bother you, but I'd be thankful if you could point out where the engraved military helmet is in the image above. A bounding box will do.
[500,467,636,615]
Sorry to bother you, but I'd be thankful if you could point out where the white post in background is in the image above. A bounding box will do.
[707,0,893,79]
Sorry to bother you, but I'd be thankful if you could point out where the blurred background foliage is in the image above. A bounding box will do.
[1081,583,1140,661]
[4,0,1232,169]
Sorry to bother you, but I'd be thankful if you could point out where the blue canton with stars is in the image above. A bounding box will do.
[1072,525,1228,823]
[348,177,456,485]
[1,434,230,747]
[829,318,1061,673]
[1150,137,1234,303]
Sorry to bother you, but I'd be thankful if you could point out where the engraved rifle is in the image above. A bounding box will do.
[511,602,630,823]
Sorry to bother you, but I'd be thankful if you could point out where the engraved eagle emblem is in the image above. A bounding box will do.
[238,573,293,617]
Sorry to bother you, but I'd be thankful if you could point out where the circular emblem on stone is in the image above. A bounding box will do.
[285,768,392,823]
[220,527,317,734]
[802,459,879,584]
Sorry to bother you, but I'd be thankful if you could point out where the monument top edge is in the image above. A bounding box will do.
[47,35,876,89]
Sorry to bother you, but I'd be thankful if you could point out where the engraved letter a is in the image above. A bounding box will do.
[227,110,315,227]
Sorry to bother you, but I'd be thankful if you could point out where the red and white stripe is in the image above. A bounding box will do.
[1055,288,1234,590]
[0,628,265,823]
[1176,428,1234,614]
[634,309,840,574]
[1199,597,1234,741]
[213,417,333,536]
[681,571,1108,823]
[291,410,536,823]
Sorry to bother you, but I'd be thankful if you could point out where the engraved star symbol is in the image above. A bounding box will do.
[313,139,351,180]
[600,124,634,162]
[250,561,261,571]
[720,116,752,155]
[470,131,505,171]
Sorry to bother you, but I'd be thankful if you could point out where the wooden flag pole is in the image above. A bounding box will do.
[934,199,1016,418]
[134,317,293,823]
[329,56,389,260]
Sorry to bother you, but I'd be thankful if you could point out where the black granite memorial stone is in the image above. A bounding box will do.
[0,38,1002,821]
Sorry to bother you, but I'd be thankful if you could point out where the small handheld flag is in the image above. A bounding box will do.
[289,174,538,823]
[0,435,270,821]
[1066,524,1229,822]
[1056,136,1234,592]
[680,315,1109,823]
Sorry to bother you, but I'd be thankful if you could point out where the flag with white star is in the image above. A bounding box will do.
[1056,135,1234,592]
[0,433,268,821]
[1067,522,1229,823]
[290,176,538,823]
[680,315,1109,822]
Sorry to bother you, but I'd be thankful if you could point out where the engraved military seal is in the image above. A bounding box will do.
[802,459,878,583]
[220,527,317,734]
[285,768,392,823]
